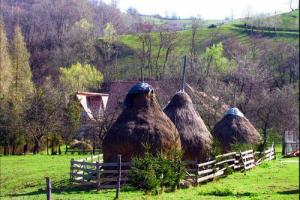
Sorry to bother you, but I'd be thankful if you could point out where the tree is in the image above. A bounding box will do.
[0,19,12,98]
[190,17,202,73]
[56,18,96,67]
[10,25,34,105]
[202,43,234,77]
[23,80,64,154]
[59,62,104,94]
[102,22,119,64]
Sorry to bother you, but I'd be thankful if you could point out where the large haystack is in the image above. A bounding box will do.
[212,107,262,152]
[103,82,181,162]
[164,92,213,161]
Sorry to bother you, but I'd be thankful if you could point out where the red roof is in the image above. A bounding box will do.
[105,80,229,117]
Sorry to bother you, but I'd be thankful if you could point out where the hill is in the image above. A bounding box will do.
[113,10,299,80]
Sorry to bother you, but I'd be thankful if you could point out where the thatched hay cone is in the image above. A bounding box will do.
[164,92,213,161]
[103,82,181,162]
[212,107,262,152]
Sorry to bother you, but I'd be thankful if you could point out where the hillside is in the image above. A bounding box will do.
[114,10,299,80]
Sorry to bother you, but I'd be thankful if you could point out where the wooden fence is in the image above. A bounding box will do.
[70,154,130,190]
[70,145,276,190]
[65,147,102,154]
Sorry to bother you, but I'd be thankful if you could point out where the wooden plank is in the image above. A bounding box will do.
[197,170,224,183]
[245,164,255,170]
[241,150,253,155]
[264,149,271,154]
[100,170,130,174]
[242,154,254,160]
[244,159,255,166]
[216,152,236,159]
[215,158,236,166]
[100,177,129,182]
[253,151,261,155]
[198,168,214,175]
[72,161,97,166]
[197,160,216,167]
[71,167,96,173]
[234,164,241,169]
[99,185,118,189]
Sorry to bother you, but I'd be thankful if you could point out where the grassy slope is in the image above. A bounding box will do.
[0,149,298,200]
[115,11,299,80]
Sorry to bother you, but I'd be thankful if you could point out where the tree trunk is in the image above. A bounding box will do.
[12,144,16,155]
[33,140,40,154]
[47,137,49,155]
[4,145,9,155]
[58,145,61,155]
[23,144,28,155]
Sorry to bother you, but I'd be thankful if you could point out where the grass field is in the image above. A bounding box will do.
[0,148,298,200]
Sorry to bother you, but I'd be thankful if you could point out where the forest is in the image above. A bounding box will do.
[0,0,299,155]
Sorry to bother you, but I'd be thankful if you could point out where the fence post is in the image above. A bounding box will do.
[70,158,74,183]
[96,161,100,191]
[195,163,199,185]
[272,142,276,160]
[116,154,122,199]
[45,177,51,200]
[239,151,245,170]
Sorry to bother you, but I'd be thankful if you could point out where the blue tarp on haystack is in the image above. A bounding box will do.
[225,107,244,117]
[124,82,154,107]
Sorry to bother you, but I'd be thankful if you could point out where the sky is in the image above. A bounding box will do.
[102,0,298,19]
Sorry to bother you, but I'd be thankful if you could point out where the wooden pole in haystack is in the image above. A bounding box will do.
[141,63,144,83]
[181,55,187,92]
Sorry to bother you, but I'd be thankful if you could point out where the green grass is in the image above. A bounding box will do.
[115,10,299,80]
[0,149,298,200]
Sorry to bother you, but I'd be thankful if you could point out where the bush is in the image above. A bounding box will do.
[128,148,185,194]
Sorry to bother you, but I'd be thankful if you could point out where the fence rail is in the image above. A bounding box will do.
[70,145,276,190]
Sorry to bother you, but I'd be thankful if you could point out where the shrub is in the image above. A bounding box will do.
[128,148,185,194]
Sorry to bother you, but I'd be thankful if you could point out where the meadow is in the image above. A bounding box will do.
[0,147,298,200]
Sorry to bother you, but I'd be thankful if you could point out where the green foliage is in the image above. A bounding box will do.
[129,152,161,194]
[59,62,103,94]
[11,25,34,104]
[0,19,12,98]
[129,148,185,194]
[63,98,82,141]
[202,42,235,75]
[211,139,222,157]
[103,22,118,44]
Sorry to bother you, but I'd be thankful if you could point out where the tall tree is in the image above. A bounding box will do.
[0,19,12,98]
[59,62,104,95]
[11,25,34,105]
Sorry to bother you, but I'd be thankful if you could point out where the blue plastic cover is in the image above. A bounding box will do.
[225,107,244,117]
[127,82,153,95]
[124,82,154,107]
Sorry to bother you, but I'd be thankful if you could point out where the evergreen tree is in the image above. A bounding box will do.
[0,19,12,98]
[11,25,34,104]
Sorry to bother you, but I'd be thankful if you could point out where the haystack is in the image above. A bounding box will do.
[103,82,181,162]
[70,140,93,151]
[212,107,262,152]
[164,92,213,161]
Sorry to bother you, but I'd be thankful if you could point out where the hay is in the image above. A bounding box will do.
[164,92,213,161]
[212,107,262,152]
[70,140,93,151]
[103,82,181,162]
